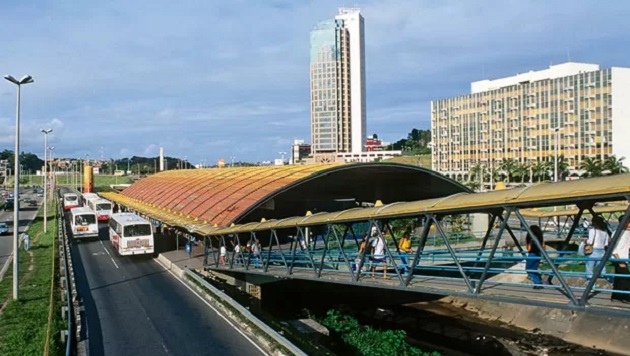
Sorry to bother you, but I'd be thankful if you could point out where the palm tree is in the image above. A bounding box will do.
[580,156,603,177]
[489,167,501,187]
[515,161,531,183]
[500,158,518,184]
[468,162,482,183]
[603,155,629,175]
[547,154,570,181]
[531,161,548,182]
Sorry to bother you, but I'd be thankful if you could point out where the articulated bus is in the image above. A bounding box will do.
[108,213,154,256]
[69,207,99,239]
[88,198,113,221]
[63,193,80,211]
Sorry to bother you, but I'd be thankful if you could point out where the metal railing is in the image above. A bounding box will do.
[57,194,81,355]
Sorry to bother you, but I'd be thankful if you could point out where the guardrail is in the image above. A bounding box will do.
[57,194,81,355]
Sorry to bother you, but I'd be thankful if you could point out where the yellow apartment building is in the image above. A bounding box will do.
[431,62,630,181]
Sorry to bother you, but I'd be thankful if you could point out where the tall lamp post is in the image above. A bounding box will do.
[5,74,34,301]
[41,129,53,232]
[48,147,55,202]
[553,126,563,236]
[553,127,563,183]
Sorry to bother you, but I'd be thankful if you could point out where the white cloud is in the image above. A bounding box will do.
[0,0,627,162]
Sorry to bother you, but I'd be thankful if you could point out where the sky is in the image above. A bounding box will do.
[0,0,628,165]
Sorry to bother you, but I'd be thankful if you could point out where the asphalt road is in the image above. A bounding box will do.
[0,189,42,277]
[65,193,264,355]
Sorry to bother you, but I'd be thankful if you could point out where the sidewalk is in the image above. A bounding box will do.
[157,249,204,273]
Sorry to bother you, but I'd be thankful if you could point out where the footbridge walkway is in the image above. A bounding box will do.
[103,171,630,317]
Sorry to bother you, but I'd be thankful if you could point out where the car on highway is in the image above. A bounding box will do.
[23,198,37,207]
[0,222,8,235]
[2,199,14,211]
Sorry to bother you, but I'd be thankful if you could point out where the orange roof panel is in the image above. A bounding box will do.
[117,165,339,226]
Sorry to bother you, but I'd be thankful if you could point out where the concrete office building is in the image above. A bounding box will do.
[431,62,630,181]
[310,8,366,158]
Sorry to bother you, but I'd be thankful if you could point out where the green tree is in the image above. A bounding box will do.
[513,161,529,183]
[603,155,629,175]
[580,156,603,177]
[545,154,569,181]
[500,158,518,184]
[531,160,548,182]
[468,162,482,184]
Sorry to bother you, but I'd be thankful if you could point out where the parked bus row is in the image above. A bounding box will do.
[62,191,154,256]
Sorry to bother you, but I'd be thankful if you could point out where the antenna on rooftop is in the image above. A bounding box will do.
[566,48,571,62]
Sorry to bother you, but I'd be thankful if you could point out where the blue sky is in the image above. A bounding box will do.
[0,0,628,165]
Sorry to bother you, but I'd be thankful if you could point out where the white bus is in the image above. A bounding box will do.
[81,193,99,206]
[63,193,80,211]
[69,207,99,239]
[88,198,113,221]
[108,213,154,256]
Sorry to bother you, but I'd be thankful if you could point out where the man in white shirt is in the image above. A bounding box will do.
[585,216,610,280]
[611,219,630,303]
[370,232,388,279]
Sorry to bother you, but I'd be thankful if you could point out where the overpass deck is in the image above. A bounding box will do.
[109,173,630,317]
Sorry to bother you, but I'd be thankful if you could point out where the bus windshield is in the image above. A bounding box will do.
[65,196,78,201]
[124,224,152,237]
[96,203,112,210]
[75,215,96,225]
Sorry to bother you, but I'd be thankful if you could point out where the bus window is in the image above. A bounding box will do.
[76,215,96,226]
[124,224,152,237]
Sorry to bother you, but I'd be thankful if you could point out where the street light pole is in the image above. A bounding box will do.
[5,74,34,301]
[41,129,52,232]
[554,127,563,183]
[553,126,563,237]
[48,147,55,202]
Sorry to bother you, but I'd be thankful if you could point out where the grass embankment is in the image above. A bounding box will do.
[0,204,63,355]
[383,155,431,167]
[92,175,134,192]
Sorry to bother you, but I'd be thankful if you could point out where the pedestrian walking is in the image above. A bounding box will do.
[23,233,30,251]
[525,225,545,289]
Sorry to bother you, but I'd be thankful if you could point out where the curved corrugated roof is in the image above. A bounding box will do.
[105,163,470,229]
[206,173,630,236]
[119,164,338,226]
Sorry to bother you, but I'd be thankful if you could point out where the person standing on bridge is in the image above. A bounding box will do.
[525,225,545,289]
[371,229,388,279]
[398,230,413,275]
[219,244,227,265]
[611,219,630,303]
[251,239,261,268]
[585,216,610,282]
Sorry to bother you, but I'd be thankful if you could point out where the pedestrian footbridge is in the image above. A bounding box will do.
[102,165,630,317]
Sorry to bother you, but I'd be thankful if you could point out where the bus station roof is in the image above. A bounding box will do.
[102,163,469,230]
[204,173,630,236]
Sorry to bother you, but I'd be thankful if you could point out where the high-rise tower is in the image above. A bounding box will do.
[310,8,366,155]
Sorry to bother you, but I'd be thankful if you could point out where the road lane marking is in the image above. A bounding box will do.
[99,240,119,269]
[154,259,268,355]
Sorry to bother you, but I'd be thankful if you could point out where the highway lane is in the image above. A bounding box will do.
[66,204,264,355]
[0,190,42,277]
